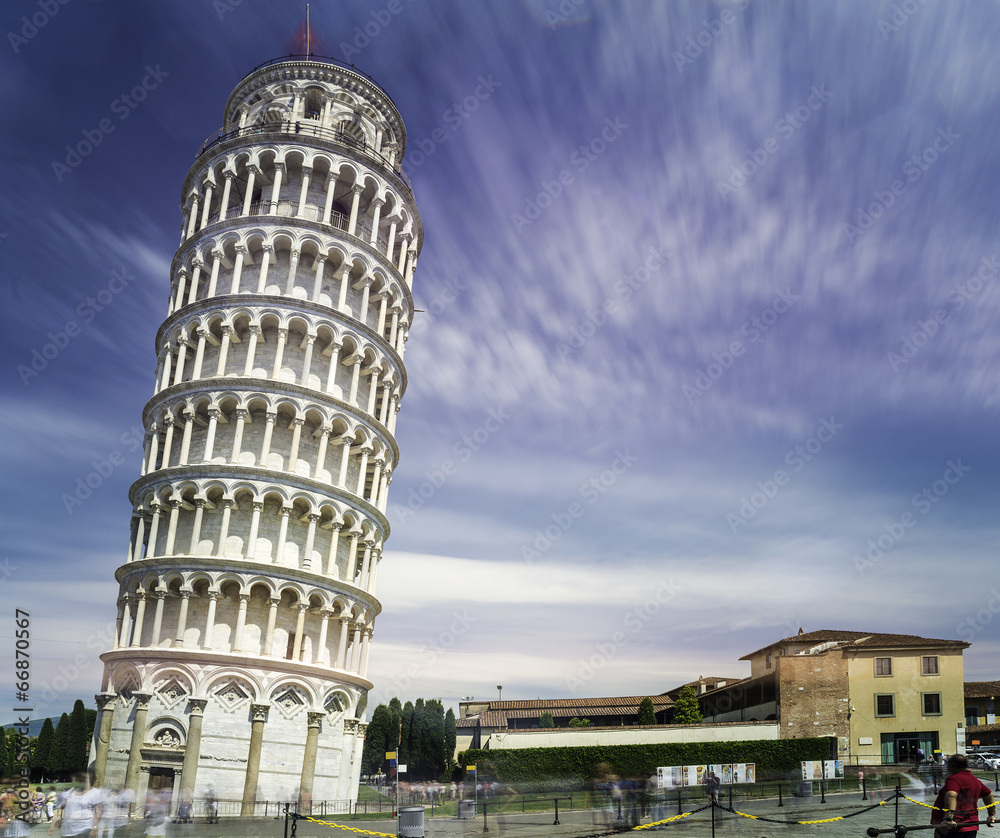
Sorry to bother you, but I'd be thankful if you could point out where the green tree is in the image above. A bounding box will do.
[538,711,555,728]
[46,713,70,780]
[637,698,657,726]
[4,727,17,776]
[424,700,445,780]
[32,718,55,782]
[444,708,457,759]
[672,685,703,724]
[0,724,7,778]
[388,698,402,753]
[399,701,414,767]
[361,705,393,775]
[567,717,591,727]
[67,699,89,773]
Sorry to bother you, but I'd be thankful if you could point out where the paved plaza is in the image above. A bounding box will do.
[9,791,961,838]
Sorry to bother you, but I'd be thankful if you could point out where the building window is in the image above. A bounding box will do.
[966,707,980,726]
[921,656,939,675]
[875,694,895,717]
[875,657,893,677]
[765,653,772,669]
[922,693,942,716]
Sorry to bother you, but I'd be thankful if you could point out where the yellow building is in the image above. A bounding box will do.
[700,630,969,765]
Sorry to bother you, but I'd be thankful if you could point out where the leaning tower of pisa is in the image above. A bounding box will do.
[90,53,420,811]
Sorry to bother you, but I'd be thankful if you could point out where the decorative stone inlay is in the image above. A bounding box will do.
[213,678,252,713]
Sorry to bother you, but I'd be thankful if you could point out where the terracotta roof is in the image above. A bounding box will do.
[484,695,673,711]
[662,677,744,697]
[740,630,968,660]
[967,723,1000,733]
[965,681,1000,698]
[459,695,673,729]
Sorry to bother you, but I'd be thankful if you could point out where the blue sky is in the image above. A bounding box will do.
[2,0,1000,725]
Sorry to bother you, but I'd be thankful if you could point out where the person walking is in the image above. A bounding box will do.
[930,754,996,836]
[49,773,102,838]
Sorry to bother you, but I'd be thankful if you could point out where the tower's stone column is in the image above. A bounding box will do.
[124,692,153,797]
[241,703,270,815]
[180,698,208,797]
[92,693,117,787]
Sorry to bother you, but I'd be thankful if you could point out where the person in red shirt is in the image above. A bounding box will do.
[931,755,996,836]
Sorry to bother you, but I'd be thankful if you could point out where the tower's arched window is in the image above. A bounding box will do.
[304,88,323,120]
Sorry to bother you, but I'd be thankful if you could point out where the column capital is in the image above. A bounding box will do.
[260,242,273,254]
[319,608,333,618]
[290,417,305,428]
[210,248,224,260]
[205,590,222,601]
[276,327,289,339]
[239,593,251,603]
[178,589,192,600]
[252,500,265,511]
[207,407,222,421]
[248,323,262,335]
[304,333,317,345]
[307,711,325,728]
[350,184,364,195]
[193,498,208,509]
[369,195,385,208]
[247,164,261,177]
[306,512,321,524]
[297,602,310,613]
[133,691,154,710]
[289,248,300,261]
[250,703,271,723]
[235,408,250,420]
[301,164,313,176]
[273,161,286,173]
[339,614,351,624]
[221,498,235,510]
[269,596,282,606]
[313,253,327,265]
[95,693,118,711]
[264,411,277,424]
[187,697,208,715]
[222,169,237,182]
[192,257,206,269]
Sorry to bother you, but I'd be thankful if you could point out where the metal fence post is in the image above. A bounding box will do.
[482,800,489,833]
[553,798,560,826]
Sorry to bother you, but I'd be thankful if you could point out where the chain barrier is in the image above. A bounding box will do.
[901,793,997,812]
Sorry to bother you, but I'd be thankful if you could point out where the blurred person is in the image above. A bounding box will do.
[45,787,59,822]
[49,773,102,838]
[204,786,218,824]
[143,789,169,838]
[705,771,720,805]
[930,754,995,837]
[31,788,47,824]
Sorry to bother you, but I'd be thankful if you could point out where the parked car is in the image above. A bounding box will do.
[967,753,1000,771]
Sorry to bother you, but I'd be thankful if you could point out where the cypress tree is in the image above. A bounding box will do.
[399,701,413,767]
[637,697,657,726]
[444,708,457,763]
[425,700,445,780]
[46,713,70,780]
[4,727,17,776]
[672,685,703,724]
[0,724,7,778]
[361,705,392,775]
[408,699,425,779]
[32,718,55,782]
[67,699,89,773]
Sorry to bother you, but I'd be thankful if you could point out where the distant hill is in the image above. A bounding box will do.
[3,718,60,737]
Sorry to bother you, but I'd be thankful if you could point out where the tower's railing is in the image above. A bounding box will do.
[196,120,412,192]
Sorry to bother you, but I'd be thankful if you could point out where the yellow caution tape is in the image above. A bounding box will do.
[902,794,997,813]
[303,816,397,837]
[633,811,695,829]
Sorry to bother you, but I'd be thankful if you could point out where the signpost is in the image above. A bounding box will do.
[469,764,477,815]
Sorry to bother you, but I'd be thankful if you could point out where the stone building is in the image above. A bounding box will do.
[698,629,969,765]
[89,53,422,811]
[965,680,1000,746]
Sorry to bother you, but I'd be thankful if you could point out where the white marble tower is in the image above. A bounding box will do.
[91,53,421,812]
